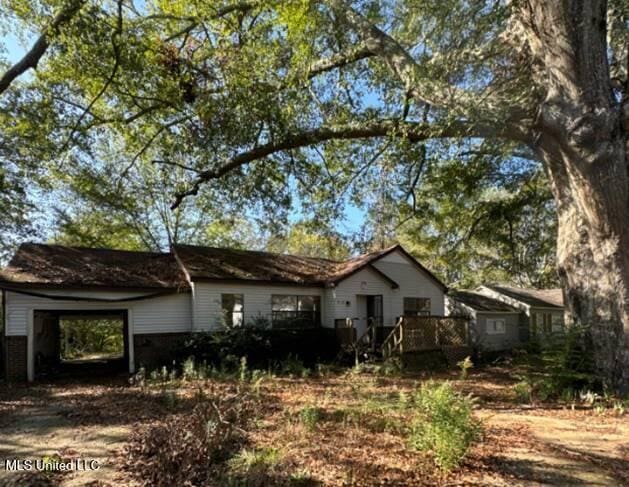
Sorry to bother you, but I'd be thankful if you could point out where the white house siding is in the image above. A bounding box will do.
[326,266,395,337]
[192,282,324,331]
[4,289,192,336]
[372,251,446,316]
[132,293,192,334]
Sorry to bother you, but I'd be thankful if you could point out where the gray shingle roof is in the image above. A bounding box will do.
[0,243,188,290]
[0,243,446,291]
[486,285,564,309]
[450,290,520,312]
[173,244,405,286]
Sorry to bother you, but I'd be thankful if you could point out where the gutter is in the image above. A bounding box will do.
[0,287,180,303]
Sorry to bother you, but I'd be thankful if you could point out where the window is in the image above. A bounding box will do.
[551,313,564,333]
[487,319,506,335]
[533,312,562,334]
[221,294,244,327]
[403,297,431,316]
[533,312,548,334]
[271,295,321,328]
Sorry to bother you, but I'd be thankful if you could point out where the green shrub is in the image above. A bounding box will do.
[160,389,178,410]
[182,357,197,381]
[409,381,481,471]
[177,327,338,371]
[457,356,473,380]
[515,325,598,402]
[512,380,532,404]
[227,447,283,474]
[538,325,596,396]
[290,468,317,485]
[273,354,311,377]
[298,405,324,431]
[378,356,403,376]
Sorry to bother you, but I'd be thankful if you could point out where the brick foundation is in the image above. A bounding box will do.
[5,336,27,381]
[133,333,190,370]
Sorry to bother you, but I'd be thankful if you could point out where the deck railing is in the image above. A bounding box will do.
[382,316,469,358]
[381,317,404,359]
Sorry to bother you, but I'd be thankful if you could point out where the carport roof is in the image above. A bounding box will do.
[450,290,520,313]
[0,243,189,290]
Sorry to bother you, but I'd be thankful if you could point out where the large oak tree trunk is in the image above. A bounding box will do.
[520,0,629,390]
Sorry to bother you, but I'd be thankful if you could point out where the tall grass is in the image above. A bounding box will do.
[409,381,481,471]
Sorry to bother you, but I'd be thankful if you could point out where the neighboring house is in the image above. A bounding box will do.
[476,285,565,339]
[448,285,565,351]
[0,243,447,381]
[446,290,523,351]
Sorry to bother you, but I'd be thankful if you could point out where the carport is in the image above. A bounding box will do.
[33,309,129,380]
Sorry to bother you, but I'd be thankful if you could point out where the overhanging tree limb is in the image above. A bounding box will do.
[307,43,376,79]
[0,0,87,96]
[170,118,528,209]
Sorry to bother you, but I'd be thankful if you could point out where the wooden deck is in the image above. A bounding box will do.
[336,316,471,361]
[382,316,470,359]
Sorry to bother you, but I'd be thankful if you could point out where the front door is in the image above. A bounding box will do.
[366,295,383,327]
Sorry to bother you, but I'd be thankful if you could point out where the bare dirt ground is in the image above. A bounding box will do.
[0,366,627,486]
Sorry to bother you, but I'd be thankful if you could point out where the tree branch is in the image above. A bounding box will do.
[60,0,123,153]
[0,0,86,96]
[329,1,530,124]
[307,43,376,79]
[170,118,525,209]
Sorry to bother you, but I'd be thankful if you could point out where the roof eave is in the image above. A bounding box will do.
[0,281,190,293]
[187,276,326,287]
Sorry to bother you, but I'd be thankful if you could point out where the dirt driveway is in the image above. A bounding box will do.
[477,410,628,486]
[0,379,158,486]
[0,369,627,486]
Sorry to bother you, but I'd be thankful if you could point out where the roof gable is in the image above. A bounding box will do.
[334,245,448,292]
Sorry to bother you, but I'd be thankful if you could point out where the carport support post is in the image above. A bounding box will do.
[127,309,135,374]
[27,309,34,382]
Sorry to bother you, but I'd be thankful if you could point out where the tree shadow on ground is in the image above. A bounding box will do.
[485,455,604,486]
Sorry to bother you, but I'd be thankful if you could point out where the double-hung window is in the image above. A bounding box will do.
[486,319,506,335]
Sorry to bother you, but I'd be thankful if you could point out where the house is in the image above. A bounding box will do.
[0,242,448,381]
[477,285,565,337]
[447,285,565,352]
[446,290,524,351]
